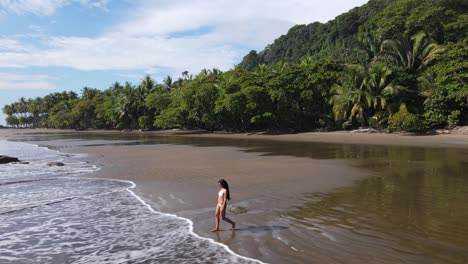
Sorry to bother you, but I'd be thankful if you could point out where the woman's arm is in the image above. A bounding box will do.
[221,189,227,207]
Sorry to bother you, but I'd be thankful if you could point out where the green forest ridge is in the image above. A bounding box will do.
[3,0,467,132]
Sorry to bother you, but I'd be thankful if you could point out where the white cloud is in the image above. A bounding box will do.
[0,34,240,73]
[0,0,67,16]
[144,67,158,75]
[0,0,111,16]
[78,0,110,11]
[28,24,45,33]
[117,0,366,37]
[0,0,368,74]
[0,73,56,90]
[113,73,145,80]
[0,38,29,51]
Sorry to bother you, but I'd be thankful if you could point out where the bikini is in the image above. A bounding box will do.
[217,189,226,208]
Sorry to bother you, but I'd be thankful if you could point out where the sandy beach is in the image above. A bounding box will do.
[1,128,468,263]
[1,127,467,147]
[69,144,366,263]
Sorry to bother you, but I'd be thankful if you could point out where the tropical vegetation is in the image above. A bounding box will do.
[3,0,467,132]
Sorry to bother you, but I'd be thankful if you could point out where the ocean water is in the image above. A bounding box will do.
[0,140,261,264]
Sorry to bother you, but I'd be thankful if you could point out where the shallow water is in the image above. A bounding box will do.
[288,147,468,263]
[0,140,260,264]
[2,133,468,264]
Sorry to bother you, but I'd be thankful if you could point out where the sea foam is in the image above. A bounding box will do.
[0,140,263,264]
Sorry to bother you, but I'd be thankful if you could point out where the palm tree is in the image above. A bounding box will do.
[300,55,314,67]
[116,82,138,129]
[330,64,400,127]
[18,97,27,117]
[211,68,222,77]
[67,91,78,100]
[381,31,444,74]
[135,75,156,129]
[199,68,211,77]
[2,104,14,116]
[81,87,101,100]
[96,82,124,129]
[330,65,368,125]
[136,75,155,105]
[417,71,439,98]
[172,77,186,90]
[11,102,20,116]
[358,31,383,63]
[366,64,402,119]
[140,75,155,93]
[28,98,43,128]
[254,64,268,75]
[270,61,288,74]
[182,71,190,80]
[162,76,173,91]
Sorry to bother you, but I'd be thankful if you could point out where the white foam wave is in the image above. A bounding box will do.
[121,179,265,264]
[0,140,266,264]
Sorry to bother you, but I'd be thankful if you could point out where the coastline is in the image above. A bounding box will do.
[1,128,468,263]
[122,178,265,264]
[1,130,369,263]
[68,143,366,263]
[0,127,467,148]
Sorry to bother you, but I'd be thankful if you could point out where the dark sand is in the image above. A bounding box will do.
[1,127,467,148]
[68,144,366,263]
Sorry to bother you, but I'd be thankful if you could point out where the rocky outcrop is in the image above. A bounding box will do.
[0,155,19,164]
[229,205,248,214]
[47,162,65,166]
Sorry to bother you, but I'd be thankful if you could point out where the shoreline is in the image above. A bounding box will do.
[121,178,265,264]
[69,143,366,264]
[0,127,467,148]
[2,130,467,263]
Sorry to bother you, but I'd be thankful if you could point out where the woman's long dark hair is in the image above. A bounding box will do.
[218,179,231,200]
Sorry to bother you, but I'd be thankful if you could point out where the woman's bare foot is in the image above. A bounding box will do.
[211,228,219,232]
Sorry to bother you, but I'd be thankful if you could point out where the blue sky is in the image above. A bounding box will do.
[0,0,368,125]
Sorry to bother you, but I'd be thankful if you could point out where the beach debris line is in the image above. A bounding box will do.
[0,155,19,164]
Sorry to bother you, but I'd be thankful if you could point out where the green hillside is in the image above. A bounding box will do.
[240,0,467,69]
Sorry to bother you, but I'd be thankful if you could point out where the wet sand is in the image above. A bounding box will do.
[68,143,366,263]
[0,127,467,148]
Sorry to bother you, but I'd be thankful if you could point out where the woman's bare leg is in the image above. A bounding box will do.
[222,209,236,229]
[211,205,221,232]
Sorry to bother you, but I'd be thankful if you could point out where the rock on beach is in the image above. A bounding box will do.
[0,155,20,164]
[229,205,248,214]
[48,162,65,166]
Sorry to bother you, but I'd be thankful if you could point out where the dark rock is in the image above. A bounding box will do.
[229,205,248,214]
[0,155,19,164]
[48,162,65,166]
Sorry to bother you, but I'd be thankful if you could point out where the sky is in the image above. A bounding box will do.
[0,0,368,125]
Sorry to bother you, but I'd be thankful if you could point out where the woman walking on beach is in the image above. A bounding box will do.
[212,179,236,232]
